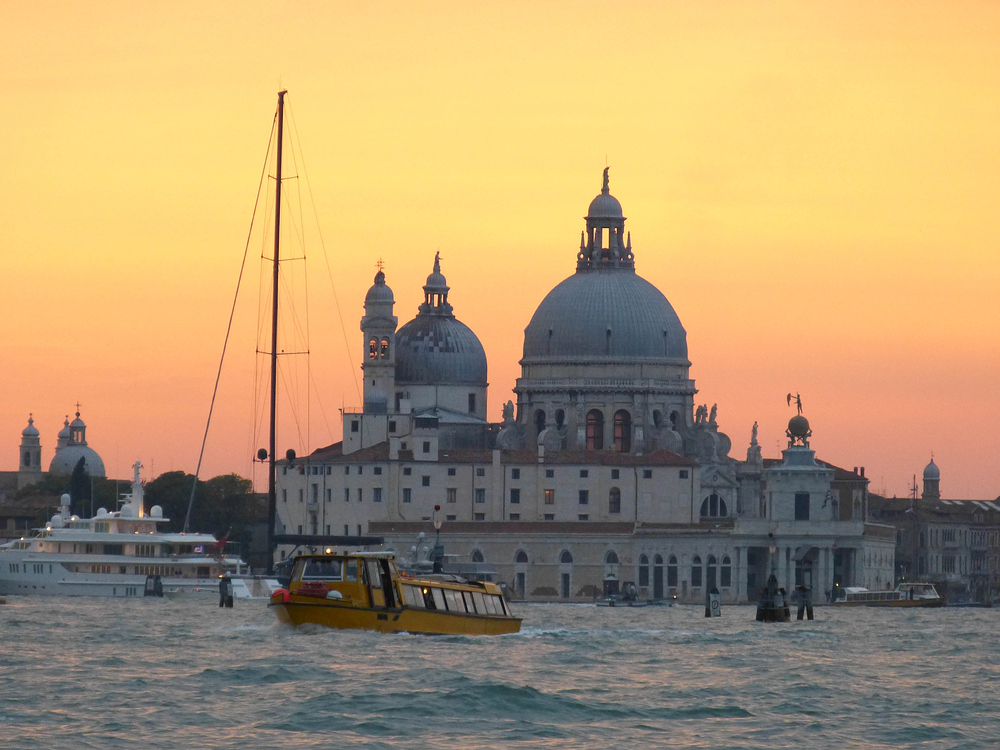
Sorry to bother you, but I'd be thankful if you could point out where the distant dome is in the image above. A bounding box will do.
[523,271,688,361]
[396,316,487,385]
[48,446,106,477]
[923,459,940,480]
[57,419,70,440]
[788,415,811,438]
[21,416,39,438]
[365,270,394,304]
[70,415,85,430]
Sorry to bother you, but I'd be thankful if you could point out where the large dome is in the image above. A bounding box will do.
[522,270,688,361]
[396,315,487,385]
[49,445,106,477]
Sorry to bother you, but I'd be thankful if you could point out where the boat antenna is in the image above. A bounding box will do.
[266,90,287,575]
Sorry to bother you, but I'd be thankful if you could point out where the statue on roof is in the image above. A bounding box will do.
[787,392,803,415]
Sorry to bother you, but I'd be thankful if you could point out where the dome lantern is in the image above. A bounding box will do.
[577,168,633,272]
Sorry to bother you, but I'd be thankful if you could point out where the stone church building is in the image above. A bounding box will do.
[274,171,895,602]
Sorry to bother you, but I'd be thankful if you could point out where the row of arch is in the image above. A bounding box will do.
[532,406,684,452]
[498,548,732,584]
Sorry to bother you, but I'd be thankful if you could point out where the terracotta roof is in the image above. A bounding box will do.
[291,442,695,467]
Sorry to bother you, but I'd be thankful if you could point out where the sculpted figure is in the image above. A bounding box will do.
[709,404,718,425]
[751,421,758,446]
[502,400,514,422]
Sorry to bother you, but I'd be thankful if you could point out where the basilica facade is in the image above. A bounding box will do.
[274,171,895,603]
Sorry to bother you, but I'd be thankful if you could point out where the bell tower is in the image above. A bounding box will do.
[18,414,43,489]
[360,264,397,414]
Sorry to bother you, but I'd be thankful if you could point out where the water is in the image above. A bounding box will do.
[2,598,998,749]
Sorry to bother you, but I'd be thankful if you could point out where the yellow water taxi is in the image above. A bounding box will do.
[268,552,521,635]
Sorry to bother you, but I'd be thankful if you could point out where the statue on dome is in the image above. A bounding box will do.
[502,400,515,423]
[709,404,718,426]
[751,421,759,446]
[787,392,803,415]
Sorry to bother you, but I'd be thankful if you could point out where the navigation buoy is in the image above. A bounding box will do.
[705,587,722,618]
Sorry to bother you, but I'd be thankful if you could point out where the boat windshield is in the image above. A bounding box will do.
[302,558,344,581]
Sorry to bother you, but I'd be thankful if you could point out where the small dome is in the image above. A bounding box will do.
[57,419,70,440]
[923,459,940,480]
[424,252,449,293]
[96,508,109,517]
[587,192,623,219]
[365,270,395,305]
[70,414,86,430]
[120,505,133,518]
[395,315,488,385]
[21,416,39,438]
[50,514,64,528]
[788,415,811,438]
[150,505,164,519]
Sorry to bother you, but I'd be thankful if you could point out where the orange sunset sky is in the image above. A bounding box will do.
[2,2,998,499]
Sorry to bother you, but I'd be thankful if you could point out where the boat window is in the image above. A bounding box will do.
[291,559,307,581]
[496,597,511,617]
[472,591,487,614]
[405,585,425,608]
[462,591,476,613]
[366,559,382,587]
[485,595,501,616]
[302,558,343,581]
[431,588,447,611]
[345,559,358,582]
[444,589,463,612]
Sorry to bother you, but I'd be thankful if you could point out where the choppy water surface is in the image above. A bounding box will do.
[2,598,998,749]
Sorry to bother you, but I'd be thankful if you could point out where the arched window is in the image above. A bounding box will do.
[691,555,703,588]
[653,410,662,428]
[666,555,677,587]
[638,554,649,587]
[721,555,732,588]
[368,338,378,359]
[608,487,621,514]
[535,410,546,436]
[515,550,528,564]
[380,338,390,358]
[700,493,728,518]
[707,555,718,590]
[613,410,631,452]
[586,410,604,450]
[669,411,679,429]
[560,550,573,565]
[471,550,484,563]
[555,409,565,428]
[605,551,619,565]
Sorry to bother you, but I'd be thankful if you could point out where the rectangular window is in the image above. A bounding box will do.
[544,514,555,521]
[282,489,287,502]
[358,524,362,537]
[476,468,485,477]
[794,492,810,521]
[545,469,554,478]
[509,513,520,520]
[446,514,457,521]
[423,441,431,454]
[374,466,382,475]
[447,467,456,476]
[344,524,350,535]
[468,393,476,413]
[680,470,689,479]
[422,476,431,487]
[357,466,363,475]
[298,489,304,502]
[510,488,520,504]
[297,525,303,534]
[475,488,486,504]
[580,469,588,478]
[578,490,589,505]
[325,524,330,535]
[447,488,457,504]
[357,488,363,502]
[344,466,350,475]
[643,469,652,479]
[474,513,485,521]
[311,484,318,501]
[325,488,331,502]
[403,467,412,476]
[373,487,383,502]
[403,488,412,503]
[326,466,332,475]
[578,514,589,521]
[544,489,555,505]
[344,488,350,502]
[351,420,359,433]
[611,469,620,479]
[511,468,520,479]
[389,420,397,433]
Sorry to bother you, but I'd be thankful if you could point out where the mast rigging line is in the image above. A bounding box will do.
[183,108,278,534]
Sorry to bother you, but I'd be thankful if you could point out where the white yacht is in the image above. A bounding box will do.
[0,461,253,598]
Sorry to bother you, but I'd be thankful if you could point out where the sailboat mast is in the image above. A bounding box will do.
[266,89,286,574]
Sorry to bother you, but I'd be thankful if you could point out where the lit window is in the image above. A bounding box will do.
[544,489,555,505]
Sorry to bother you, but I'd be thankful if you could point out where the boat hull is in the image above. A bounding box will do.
[270,598,521,635]
[833,599,944,608]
